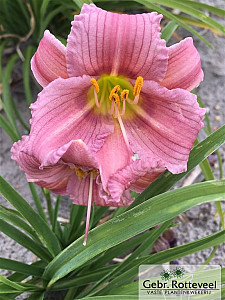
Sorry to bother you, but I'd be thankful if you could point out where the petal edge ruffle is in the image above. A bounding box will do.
[66,4,168,81]
[31,30,68,87]
[161,37,204,91]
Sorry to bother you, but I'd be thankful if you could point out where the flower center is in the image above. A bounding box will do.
[70,167,99,180]
[89,75,143,119]
[89,75,143,158]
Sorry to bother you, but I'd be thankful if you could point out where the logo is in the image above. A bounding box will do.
[139,265,221,299]
[160,267,185,281]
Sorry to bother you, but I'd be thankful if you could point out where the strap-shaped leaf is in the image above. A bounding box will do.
[0,205,42,244]
[0,258,43,277]
[92,229,225,296]
[134,0,213,47]
[0,176,61,257]
[44,180,225,286]
[0,220,52,262]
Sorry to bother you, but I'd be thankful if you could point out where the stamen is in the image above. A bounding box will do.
[133,76,143,96]
[94,90,100,107]
[120,89,129,102]
[120,89,129,116]
[108,101,115,115]
[83,172,94,246]
[75,168,85,179]
[120,97,126,116]
[111,93,120,106]
[90,78,99,93]
[109,85,120,101]
[91,78,100,107]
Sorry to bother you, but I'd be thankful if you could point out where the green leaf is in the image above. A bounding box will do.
[28,183,48,223]
[71,0,92,10]
[129,124,225,209]
[52,265,115,290]
[0,205,42,244]
[143,0,225,35]
[134,0,213,48]
[0,114,18,142]
[23,46,35,106]
[161,20,178,42]
[1,53,21,137]
[0,219,52,262]
[109,281,138,296]
[172,0,225,18]
[92,230,225,296]
[26,292,44,300]
[44,180,225,286]
[0,274,27,291]
[80,219,173,297]
[0,176,61,257]
[93,229,159,269]
[0,258,43,277]
[63,205,86,244]
[0,40,7,82]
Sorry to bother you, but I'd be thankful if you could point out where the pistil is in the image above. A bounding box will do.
[83,172,94,246]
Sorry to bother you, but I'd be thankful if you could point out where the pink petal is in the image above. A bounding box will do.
[124,81,206,174]
[96,122,133,193]
[11,136,73,194]
[31,30,68,87]
[42,139,99,170]
[161,38,204,91]
[26,76,114,165]
[66,4,168,81]
[36,178,70,195]
[68,174,132,207]
[107,158,164,202]
[130,169,165,193]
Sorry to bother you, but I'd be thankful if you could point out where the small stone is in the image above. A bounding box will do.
[215,104,220,110]
[215,115,221,121]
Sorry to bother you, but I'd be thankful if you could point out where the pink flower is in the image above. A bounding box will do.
[11,4,205,244]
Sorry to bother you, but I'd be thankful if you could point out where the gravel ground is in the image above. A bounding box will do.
[0,2,225,297]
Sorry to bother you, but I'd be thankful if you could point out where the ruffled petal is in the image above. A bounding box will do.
[130,169,165,193]
[25,77,114,164]
[11,136,73,194]
[37,178,69,195]
[66,4,168,81]
[31,30,68,87]
[96,122,133,192]
[107,158,164,202]
[68,174,132,207]
[124,81,206,174]
[42,139,99,170]
[161,38,204,91]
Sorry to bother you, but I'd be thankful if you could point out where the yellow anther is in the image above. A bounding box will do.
[75,168,99,180]
[111,93,120,106]
[70,166,75,170]
[120,89,129,101]
[109,85,120,101]
[75,168,84,179]
[91,78,99,93]
[91,169,99,179]
[133,76,143,96]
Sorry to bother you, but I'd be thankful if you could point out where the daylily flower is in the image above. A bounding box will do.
[11,4,205,244]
